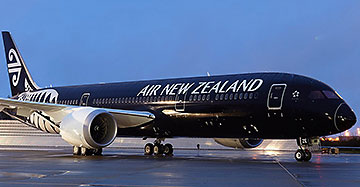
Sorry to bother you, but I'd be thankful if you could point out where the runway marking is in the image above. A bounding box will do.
[275,159,305,187]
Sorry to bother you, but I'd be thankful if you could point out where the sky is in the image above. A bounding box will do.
[0,1,359,134]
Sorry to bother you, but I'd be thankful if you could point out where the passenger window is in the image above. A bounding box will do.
[244,93,248,99]
[322,90,340,99]
[198,95,202,101]
[225,94,229,100]
[220,94,224,100]
[254,93,259,99]
[193,95,197,101]
[234,93,238,100]
[229,94,233,100]
[189,95,193,101]
[206,94,210,101]
[249,93,253,99]
[215,94,219,101]
[239,93,243,100]
[308,91,325,99]
[202,95,206,101]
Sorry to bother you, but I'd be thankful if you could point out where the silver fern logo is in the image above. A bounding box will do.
[7,48,22,87]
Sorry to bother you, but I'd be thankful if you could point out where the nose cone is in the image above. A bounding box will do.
[334,103,357,132]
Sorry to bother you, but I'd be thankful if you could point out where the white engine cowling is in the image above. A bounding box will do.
[214,138,263,149]
[60,108,118,149]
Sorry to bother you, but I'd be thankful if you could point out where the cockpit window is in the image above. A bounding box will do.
[308,91,325,99]
[322,90,340,99]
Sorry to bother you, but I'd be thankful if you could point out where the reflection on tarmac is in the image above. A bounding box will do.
[0,120,358,186]
[0,148,359,186]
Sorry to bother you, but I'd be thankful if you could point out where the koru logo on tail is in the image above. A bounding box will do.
[7,48,22,87]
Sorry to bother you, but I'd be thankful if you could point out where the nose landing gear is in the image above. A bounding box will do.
[144,138,174,156]
[295,148,312,161]
[295,137,319,161]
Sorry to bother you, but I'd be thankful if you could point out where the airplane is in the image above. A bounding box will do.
[0,31,356,161]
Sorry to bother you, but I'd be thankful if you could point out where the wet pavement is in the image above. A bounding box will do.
[0,148,359,186]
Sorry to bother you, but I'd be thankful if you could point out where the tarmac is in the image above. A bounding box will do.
[0,120,359,186]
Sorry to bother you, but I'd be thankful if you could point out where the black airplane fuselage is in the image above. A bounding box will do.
[15,72,356,139]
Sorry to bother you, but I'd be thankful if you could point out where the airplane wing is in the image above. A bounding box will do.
[0,97,155,129]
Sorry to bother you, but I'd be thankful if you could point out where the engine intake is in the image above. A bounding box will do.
[60,108,117,149]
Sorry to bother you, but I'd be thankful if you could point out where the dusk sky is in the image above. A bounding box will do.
[0,1,359,133]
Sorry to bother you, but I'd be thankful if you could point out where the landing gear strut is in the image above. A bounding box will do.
[294,137,318,162]
[144,138,173,156]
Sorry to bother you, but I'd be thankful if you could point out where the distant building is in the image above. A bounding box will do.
[339,136,360,142]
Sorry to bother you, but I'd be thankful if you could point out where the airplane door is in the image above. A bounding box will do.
[80,93,90,106]
[175,93,186,112]
[267,84,287,110]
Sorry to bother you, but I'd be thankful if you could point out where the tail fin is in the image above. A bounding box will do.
[2,31,39,96]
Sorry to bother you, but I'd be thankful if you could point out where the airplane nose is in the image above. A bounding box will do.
[334,103,357,132]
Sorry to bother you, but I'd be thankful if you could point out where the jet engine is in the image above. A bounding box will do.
[60,108,118,149]
[214,138,263,149]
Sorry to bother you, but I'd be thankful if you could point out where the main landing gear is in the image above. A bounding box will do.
[294,137,319,162]
[73,146,103,156]
[144,138,174,156]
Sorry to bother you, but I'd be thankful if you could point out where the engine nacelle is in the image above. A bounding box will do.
[214,138,263,149]
[60,108,118,149]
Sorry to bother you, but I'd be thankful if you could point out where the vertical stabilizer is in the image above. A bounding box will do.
[2,31,39,96]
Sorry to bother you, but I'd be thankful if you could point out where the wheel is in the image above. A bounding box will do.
[93,148,103,156]
[163,143,173,156]
[295,149,305,161]
[73,146,80,155]
[81,147,92,156]
[144,143,154,155]
[154,144,164,155]
[303,149,312,161]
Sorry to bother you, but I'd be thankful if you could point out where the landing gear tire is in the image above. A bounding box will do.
[303,149,312,161]
[144,138,174,156]
[163,143,173,156]
[81,147,92,156]
[295,149,305,161]
[154,144,164,155]
[73,146,80,155]
[93,148,103,156]
[144,143,154,155]
[295,149,312,162]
